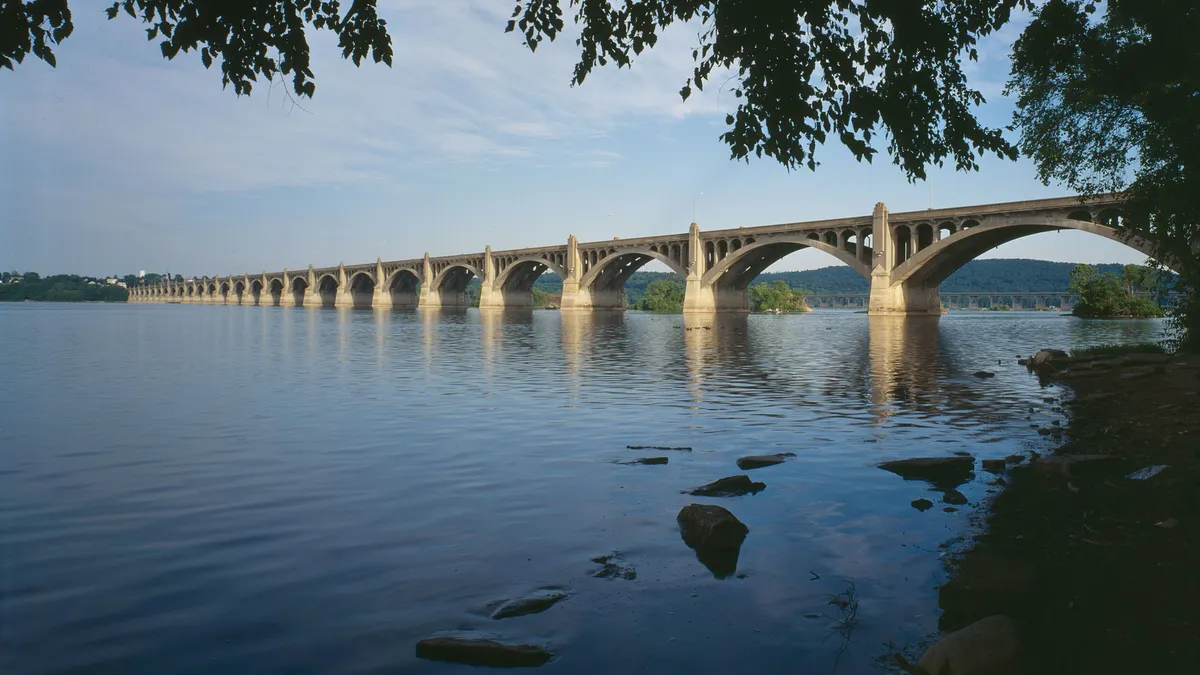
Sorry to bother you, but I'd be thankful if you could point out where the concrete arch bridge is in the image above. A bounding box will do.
[130,194,1151,315]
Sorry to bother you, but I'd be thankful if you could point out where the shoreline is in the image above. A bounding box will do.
[916,349,1200,673]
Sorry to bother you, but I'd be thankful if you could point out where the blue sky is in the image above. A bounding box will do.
[1,1,1147,278]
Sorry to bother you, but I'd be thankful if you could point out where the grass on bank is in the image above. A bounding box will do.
[1070,342,1168,358]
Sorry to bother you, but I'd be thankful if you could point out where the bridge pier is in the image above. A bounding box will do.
[867,202,943,316]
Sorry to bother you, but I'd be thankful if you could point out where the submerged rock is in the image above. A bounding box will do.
[416,632,553,667]
[685,475,765,497]
[627,445,692,451]
[973,371,996,378]
[590,553,637,580]
[911,498,934,512]
[878,456,975,489]
[735,452,795,470]
[489,588,570,620]
[917,615,1020,675]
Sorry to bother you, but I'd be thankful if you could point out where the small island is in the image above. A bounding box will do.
[1068,264,1166,318]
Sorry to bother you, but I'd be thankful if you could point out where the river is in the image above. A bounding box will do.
[0,304,1164,674]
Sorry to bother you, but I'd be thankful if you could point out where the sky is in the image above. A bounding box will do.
[1,1,1148,278]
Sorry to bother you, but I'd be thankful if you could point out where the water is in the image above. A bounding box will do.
[0,305,1164,674]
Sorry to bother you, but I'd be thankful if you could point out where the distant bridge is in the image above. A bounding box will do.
[807,292,1080,310]
[130,194,1152,315]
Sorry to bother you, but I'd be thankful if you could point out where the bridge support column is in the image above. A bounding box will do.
[867,201,942,316]
[477,245,506,310]
[333,263,354,308]
[682,222,719,313]
[559,235,586,310]
[302,266,322,307]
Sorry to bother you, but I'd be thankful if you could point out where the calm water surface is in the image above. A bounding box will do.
[0,305,1164,674]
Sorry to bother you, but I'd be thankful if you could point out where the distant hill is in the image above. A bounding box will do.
[529,259,1132,302]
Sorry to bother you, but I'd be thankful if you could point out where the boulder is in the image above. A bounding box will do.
[677,504,749,578]
[917,615,1019,675]
[735,452,795,470]
[677,504,749,549]
[878,456,975,489]
[685,475,765,497]
[1029,349,1070,375]
[490,588,569,620]
[416,632,553,667]
[911,498,934,512]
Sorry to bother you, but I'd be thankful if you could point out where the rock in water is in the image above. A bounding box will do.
[685,475,765,497]
[416,633,553,667]
[735,452,795,470]
[943,489,969,505]
[490,589,570,619]
[620,456,668,465]
[911,498,934,512]
[590,553,637,580]
[677,504,749,578]
[677,504,749,549]
[973,371,996,378]
[981,459,1006,473]
[917,615,1019,675]
[878,456,975,489]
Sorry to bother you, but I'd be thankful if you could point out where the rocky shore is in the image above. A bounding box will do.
[912,348,1200,674]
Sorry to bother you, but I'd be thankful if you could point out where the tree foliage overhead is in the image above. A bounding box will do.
[1007,0,1199,346]
[506,0,1027,179]
[2,0,393,97]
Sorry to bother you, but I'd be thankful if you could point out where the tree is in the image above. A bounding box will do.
[1069,264,1163,318]
[3,1,393,98]
[636,278,685,312]
[508,0,1025,180]
[748,280,809,312]
[1008,0,1199,347]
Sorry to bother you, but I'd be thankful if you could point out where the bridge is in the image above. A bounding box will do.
[807,292,1080,310]
[129,194,1151,315]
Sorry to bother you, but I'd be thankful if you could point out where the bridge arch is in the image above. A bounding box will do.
[314,273,339,307]
[494,256,566,294]
[431,263,480,307]
[384,268,421,308]
[347,271,375,309]
[218,281,231,304]
[266,278,283,306]
[234,280,246,304]
[892,216,1157,287]
[249,279,263,306]
[289,276,308,306]
[579,247,687,298]
[701,236,871,290]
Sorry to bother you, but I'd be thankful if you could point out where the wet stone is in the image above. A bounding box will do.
[416,632,553,667]
[619,457,668,465]
[489,588,570,620]
[685,475,765,497]
[911,498,934,512]
[982,459,1007,474]
[973,371,996,378]
[735,453,795,470]
[943,489,969,506]
[878,456,975,489]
